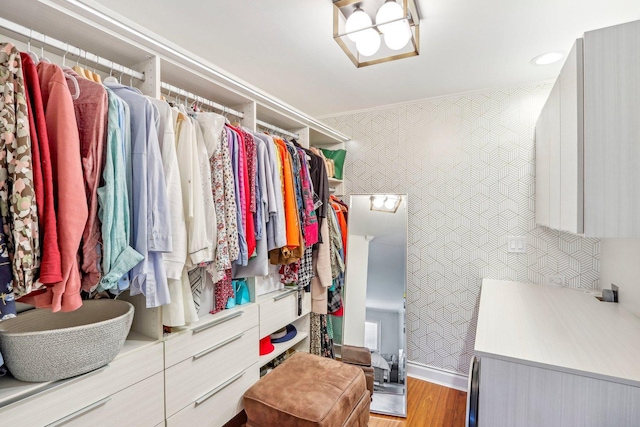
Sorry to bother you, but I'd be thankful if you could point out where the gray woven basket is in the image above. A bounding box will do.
[0,300,134,382]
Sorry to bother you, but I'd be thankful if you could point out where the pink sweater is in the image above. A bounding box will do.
[22,63,88,312]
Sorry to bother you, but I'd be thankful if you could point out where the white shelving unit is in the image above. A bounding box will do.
[0,1,350,425]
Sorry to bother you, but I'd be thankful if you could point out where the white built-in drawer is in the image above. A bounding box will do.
[2,341,163,426]
[165,326,259,417]
[259,289,298,338]
[164,304,258,368]
[48,372,164,427]
[166,364,260,427]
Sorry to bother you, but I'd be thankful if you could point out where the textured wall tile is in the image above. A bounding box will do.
[323,85,600,375]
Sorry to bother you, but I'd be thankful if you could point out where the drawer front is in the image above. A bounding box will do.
[2,342,164,426]
[50,372,164,427]
[167,364,260,427]
[165,326,259,417]
[165,304,258,368]
[259,289,298,338]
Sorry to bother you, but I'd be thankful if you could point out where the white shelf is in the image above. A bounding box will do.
[258,331,308,367]
[328,177,343,186]
[0,331,157,408]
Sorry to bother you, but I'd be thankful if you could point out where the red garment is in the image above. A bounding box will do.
[21,63,88,312]
[19,53,62,284]
[331,198,348,256]
[66,69,108,292]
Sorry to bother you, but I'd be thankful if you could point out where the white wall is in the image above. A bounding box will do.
[324,84,600,374]
[366,308,401,355]
[600,239,640,318]
[344,235,371,347]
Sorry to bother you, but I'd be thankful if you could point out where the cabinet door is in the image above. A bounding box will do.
[560,39,584,234]
[548,80,562,230]
[535,88,552,227]
[584,20,640,237]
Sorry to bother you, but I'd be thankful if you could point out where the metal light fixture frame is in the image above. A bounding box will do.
[333,0,421,68]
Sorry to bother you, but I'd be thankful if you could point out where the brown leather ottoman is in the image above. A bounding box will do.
[243,352,370,427]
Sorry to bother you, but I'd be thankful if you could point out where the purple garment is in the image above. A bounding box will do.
[227,127,248,265]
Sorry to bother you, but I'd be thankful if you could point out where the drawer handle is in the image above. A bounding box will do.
[193,332,244,360]
[192,311,244,334]
[46,397,111,427]
[274,288,297,301]
[195,371,246,406]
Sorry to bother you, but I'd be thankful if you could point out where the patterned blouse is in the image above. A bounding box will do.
[0,43,40,296]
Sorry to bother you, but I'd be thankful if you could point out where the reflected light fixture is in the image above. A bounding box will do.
[334,0,421,67]
[370,195,402,213]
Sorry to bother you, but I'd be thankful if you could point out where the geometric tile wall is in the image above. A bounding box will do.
[323,84,600,375]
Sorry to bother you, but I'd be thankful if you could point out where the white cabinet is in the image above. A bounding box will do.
[475,280,640,427]
[584,20,640,237]
[535,40,583,234]
[536,20,640,237]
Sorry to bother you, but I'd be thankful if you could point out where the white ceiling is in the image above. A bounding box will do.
[86,0,640,117]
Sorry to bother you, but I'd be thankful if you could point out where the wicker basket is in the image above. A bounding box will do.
[0,300,134,382]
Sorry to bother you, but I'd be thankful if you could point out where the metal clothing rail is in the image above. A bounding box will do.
[0,17,145,82]
[256,119,300,139]
[160,81,244,118]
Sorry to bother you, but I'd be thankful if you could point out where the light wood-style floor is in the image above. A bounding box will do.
[369,377,467,427]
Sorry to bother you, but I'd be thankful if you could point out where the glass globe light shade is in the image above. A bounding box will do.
[356,29,381,57]
[376,1,404,35]
[384,197,397,209]
[345,8,372,42]
[373,196,385,208]
[383,20,412,50]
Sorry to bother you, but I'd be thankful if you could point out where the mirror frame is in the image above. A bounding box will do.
[342,193,408,418]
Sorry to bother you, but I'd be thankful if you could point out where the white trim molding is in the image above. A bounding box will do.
[408,361,469,392]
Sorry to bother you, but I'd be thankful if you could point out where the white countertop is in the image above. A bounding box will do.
[475,279,640,387]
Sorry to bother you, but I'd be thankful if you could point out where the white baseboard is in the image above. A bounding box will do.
[407,362,468,392]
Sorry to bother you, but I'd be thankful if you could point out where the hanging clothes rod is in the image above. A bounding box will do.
[256,119,300,139]
[160,81,244,118]
[0,17,145,82]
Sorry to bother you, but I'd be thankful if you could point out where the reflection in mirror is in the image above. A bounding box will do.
[343,194,408,417]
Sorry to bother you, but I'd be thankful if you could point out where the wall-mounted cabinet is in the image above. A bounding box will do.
[535,20,640,238]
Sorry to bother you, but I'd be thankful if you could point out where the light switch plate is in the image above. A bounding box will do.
[507,236,527,253]
[547,275,565,287]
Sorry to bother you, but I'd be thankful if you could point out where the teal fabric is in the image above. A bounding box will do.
[97,89,143,291]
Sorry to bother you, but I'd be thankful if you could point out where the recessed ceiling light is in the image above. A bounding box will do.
[531,52,564,66]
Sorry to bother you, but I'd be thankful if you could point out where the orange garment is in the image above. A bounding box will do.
[273,138,300,249]
[22,63,88,312]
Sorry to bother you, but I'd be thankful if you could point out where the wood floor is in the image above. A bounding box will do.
[369,377,467,427]
[233,377,467,427]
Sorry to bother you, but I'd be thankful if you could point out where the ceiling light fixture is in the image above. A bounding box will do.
[334,0,421,68]
[531,51,564,66]
[370,195,402,213]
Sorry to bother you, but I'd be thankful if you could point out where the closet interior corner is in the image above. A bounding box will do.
[0,1,350,425]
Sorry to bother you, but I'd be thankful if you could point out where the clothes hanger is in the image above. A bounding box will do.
[59,42,80,99]
[91,55,102,84]
[103,60,119,84]
[82,51,95,81]
[61,43,73,71]
[38,36,52,64]
[27,31,39,63]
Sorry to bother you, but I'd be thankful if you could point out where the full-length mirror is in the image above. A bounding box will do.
[343,194,408,417]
